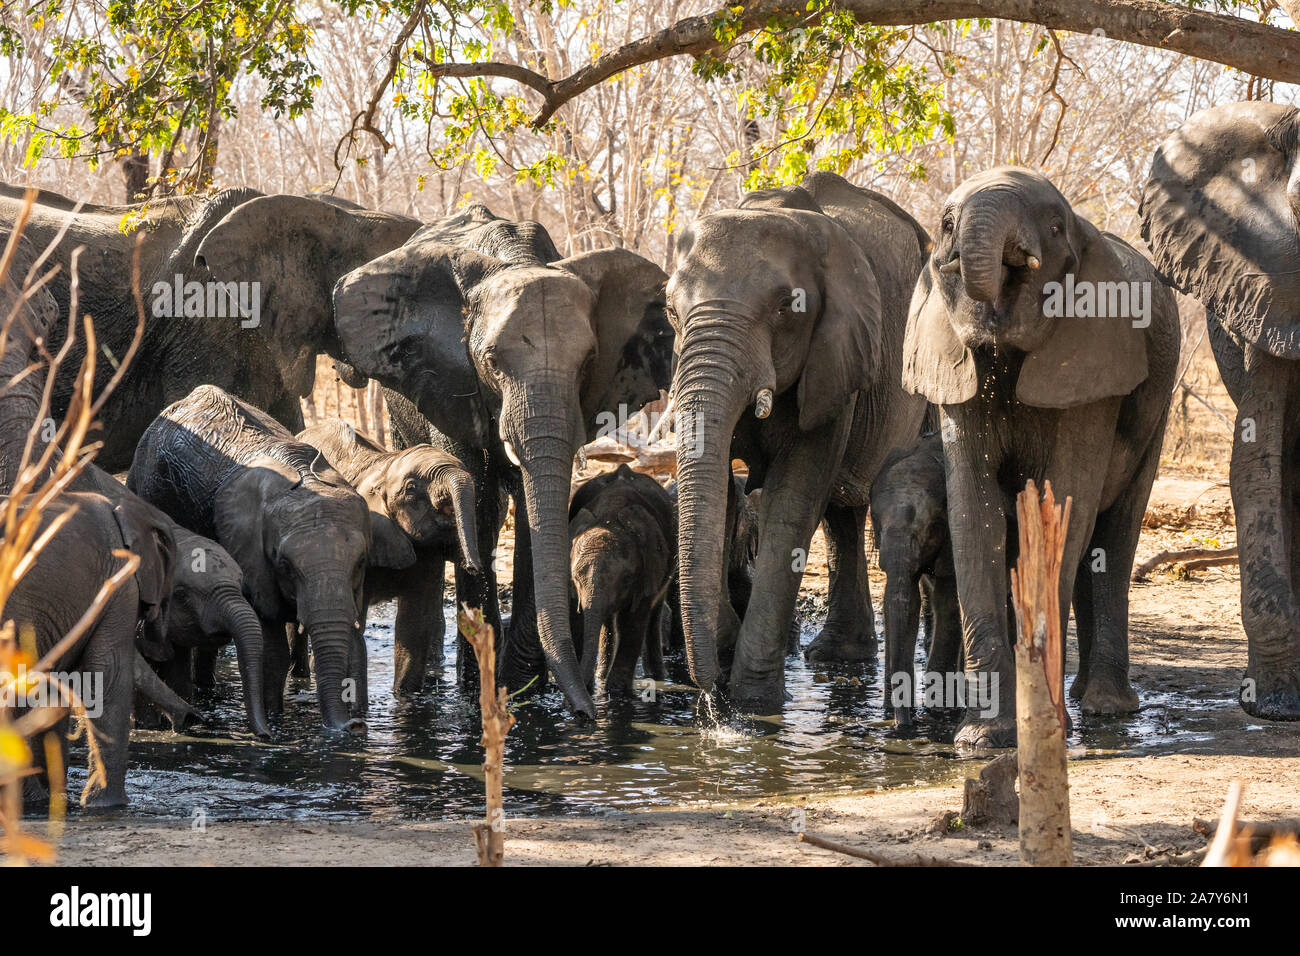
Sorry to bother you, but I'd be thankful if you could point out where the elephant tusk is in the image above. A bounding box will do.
[503,440,522,467]
[937,255,961,274]
[754,388,774,420]
[1026,255,1041,270]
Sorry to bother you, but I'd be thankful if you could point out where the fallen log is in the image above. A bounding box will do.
[796,832,972,866]
[1133,546,1238,581]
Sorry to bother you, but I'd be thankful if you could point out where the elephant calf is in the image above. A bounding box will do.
[298,419,482,695]
[903,166,1179,749]
[569,465,676,696]
[72,465,269,738]
[128,385,416,731]
[869,432,961,729]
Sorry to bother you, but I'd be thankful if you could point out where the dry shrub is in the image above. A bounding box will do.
[0,190,144,863]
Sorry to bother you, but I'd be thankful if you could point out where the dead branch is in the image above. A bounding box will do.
[1133,546,1237,580]
[796,831,973,866]
[1202,779,1247,867]
[458,606,515,867]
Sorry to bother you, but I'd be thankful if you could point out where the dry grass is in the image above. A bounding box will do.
[0,191,143,864]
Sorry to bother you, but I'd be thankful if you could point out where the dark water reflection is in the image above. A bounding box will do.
[76,603,1229,822]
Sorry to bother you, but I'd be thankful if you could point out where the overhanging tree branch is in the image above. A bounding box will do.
[419,0,1300,128]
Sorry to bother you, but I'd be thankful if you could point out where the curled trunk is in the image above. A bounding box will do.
[957,194,1019,304]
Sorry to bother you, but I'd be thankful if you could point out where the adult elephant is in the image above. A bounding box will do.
[1140,101,1300,720]
[904,167,1179,749]
[328,205,674,718]
[668,172,927,713]
[127,385,415,731]
[0,185,418,469]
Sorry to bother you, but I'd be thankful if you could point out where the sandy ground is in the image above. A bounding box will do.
[38,469,1300,867]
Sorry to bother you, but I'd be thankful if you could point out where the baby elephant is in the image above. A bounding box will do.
[870,432,961,729]
[569,465,675,696]
[298,420,481,695]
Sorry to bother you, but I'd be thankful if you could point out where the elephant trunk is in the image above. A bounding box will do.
[298,579,363,731]
[222,594,270,738]
[957,192,1023,304]
[673,318,766,692]
[0,308,48,494]
[447,471,483,574]
[881,564,922,728]
[577,583,609,692]
[508,381,596,718]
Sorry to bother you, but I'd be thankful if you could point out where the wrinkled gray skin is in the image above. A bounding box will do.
[127,385,415,731]
[330,205,674,719]
[1,239,181,808]
[71,465,270,738]
[569,465,676,696]
[0,185,418,470]
[298,419,481,694]
[1141,101,1300,721]
[904,166,1178,750]
[668,172,928,713]
[869,432,961,729]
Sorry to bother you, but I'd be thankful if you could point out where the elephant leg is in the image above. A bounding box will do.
[945,423,1016,751]
[347,624,369,716]
[81,597,136,808]
[806,503,877,662]
[1233,349,1300,719]
[730,426,845,713]
[192,647,218,691]
[501,486,547,693]
[608,607,649,697]
[642,603,667,681]
[394,569,445,696]
[456,469,504,689]
[261,617,291,719]
[1076,426,1164,715]
[926,573,963,676]
[289,624,311,679]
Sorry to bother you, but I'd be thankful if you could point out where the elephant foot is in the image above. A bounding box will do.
[1240,670,1300,721]
[804,625,878,663]
[726,676,789,715]
[954,714,1017,753]
[1068,671,1089,700]
[1080,675,1140,716]
[83,786,129,811]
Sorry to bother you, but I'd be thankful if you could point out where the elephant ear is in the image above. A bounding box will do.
[333,240,497,448]
[194,194,421,396]
[212,457,299,619]
[1141,101,1300,359]
[1016,222,1149,408]
[112,494,178,659]
[368,510,417,571]
[794,213,884,431]
[901,265,978,405]
[557,249,674,435]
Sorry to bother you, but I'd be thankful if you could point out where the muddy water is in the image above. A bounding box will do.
[85,603,1229,822]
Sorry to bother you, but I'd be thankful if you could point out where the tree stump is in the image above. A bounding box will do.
[459,607,515,867]
[962,753,1019,826]
[1010,480,1074,866]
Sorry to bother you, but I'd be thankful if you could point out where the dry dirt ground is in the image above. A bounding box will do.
[42,466,1300,867]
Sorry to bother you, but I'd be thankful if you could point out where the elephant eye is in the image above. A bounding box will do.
[942,214,954,234]
[403,479,419,497]
[482,351,502,378]
[1049,222,1062,237]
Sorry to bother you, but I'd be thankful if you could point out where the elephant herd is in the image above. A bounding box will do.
[3,99,1299,809]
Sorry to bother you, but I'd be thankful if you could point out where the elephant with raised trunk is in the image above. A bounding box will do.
[904,166,1178,750]
[298,419,481,694]
[1141,100,1300,721]
[668,171,928,713]
[127,385,415,731]
[328,206,674,718]
[869,432,961,729]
